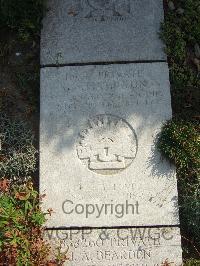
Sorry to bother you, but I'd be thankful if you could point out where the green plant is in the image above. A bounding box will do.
[184,259,200,266]
[0,179,68,265]
[180,180,200,248]
[0,115,37,182]
[161,0,200,118]
[158,119,200,252]
[0,0,46,41]
[161,1,200,61]
[160,2,200,258]
[157,120,200,177]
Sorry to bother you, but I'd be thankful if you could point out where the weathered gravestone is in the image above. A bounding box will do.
[40,0,183,265]
[41,0,165,65]
[40,63,179,228]
[46,228,183,265]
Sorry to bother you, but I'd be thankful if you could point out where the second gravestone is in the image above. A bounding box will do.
[40,0,183,264]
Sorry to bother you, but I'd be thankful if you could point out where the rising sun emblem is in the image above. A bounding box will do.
[76,114,137,175]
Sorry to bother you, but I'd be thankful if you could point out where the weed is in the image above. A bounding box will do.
[157,120,199,177]
[0,179,68,265]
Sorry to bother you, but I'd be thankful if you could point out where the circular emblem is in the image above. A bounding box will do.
[77,114,137,175]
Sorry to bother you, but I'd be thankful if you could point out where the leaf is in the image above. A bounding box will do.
[24,201,32,216]
[15,191,30,201]
[0,179,10,192]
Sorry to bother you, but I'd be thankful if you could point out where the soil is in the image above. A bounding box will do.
[0,28,40,188]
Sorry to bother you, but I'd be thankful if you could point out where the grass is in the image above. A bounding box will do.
[159,0,200,262]
[184,259,200,266]
[158,120,200,255]
[161,0,200,119]
[0,115,37,183]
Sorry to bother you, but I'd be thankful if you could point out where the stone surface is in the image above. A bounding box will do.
[40,62,180,228]
[41,0,166,65]
[45,227,182,265]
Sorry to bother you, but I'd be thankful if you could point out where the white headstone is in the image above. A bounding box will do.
[40,63,179,227]
[41,0,166,65]
[41,1,182,263]
[45,227,183,265]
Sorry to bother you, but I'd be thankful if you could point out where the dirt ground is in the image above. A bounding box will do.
[0,29,40,187]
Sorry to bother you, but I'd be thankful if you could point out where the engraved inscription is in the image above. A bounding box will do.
[45,228,182,265]
[69,0,131,18]
[77,114,137,174]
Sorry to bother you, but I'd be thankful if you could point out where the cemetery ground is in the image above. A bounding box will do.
[0,0,199,265]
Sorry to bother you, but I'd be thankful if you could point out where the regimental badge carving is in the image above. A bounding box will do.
[68,0,131,18]
[77,115,137,175]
